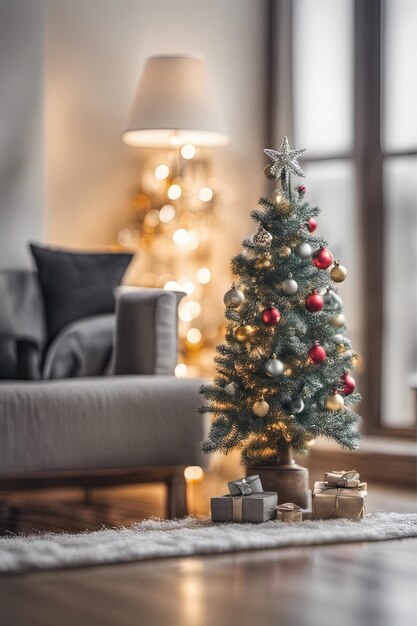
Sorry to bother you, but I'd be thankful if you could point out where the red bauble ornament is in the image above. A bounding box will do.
[262,306,281,326]
[312,246,333,270]
[308,343,326,363]
[297,184,306,196]
[307,217,317,233]
[305,290,324,313]
[341,372,355,395]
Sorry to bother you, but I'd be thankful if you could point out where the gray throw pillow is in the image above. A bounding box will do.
[42,315,115,379]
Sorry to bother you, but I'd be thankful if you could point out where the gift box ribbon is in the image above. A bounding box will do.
[228,475,263,497]
[277,503,301,512]
[324,470,361,489]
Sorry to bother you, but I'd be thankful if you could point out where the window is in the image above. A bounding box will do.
[268,0,417,433]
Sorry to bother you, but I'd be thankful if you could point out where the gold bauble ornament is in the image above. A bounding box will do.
[255,254,272,269]
[234,324,257,343]
[329,313,346,328]
[330,261,348,282]
[278,198,291,214]
[264,165,275,180]
[284,366,293,377]
[324,391,345,411]
[252,396,270,417]
[278,245,292,258]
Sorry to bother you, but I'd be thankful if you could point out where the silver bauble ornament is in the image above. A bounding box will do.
[324,391,344,411]
[265,354,285,377]
[281,274,298,296]
[252,397,269,417]
[223,284,245,308]
[295,242,312,259]
[323,287,342,307]
[253,227,272,248]
[291,398,305,414]
[329,313,346,328]
[225,382,239,396]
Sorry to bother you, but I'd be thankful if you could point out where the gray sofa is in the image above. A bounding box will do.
[0,270,208,518]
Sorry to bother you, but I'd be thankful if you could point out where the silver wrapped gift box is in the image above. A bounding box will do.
[211,492,278,523]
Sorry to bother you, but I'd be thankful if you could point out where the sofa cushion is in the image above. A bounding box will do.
[42,315,114,379]
[29,243,133,340]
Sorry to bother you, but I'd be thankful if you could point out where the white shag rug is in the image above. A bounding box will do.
[1,512,416,575]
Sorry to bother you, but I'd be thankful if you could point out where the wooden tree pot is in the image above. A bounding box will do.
[246,444,309,509]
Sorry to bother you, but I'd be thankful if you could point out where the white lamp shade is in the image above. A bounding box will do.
[123,55,228,147]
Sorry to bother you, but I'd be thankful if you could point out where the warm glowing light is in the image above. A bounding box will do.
[181,144,196,159]
[118,228,139,246]
[181,281,195,295]
[159,204,176,223]
[197,267,211,284]
[175,363,188,378]
[187,230,200,250]
[184,466,204,483]
[187,328,202,344]
[169,135,183,147]
[168,184,182,200]
[173,229,199,250]
[276,193,283,203]
[179,301,201,322]
[164,280,182,291]
[154,164,170,180]
[144,209,160,227]
[173,228,188,246]
[198,186,213,202]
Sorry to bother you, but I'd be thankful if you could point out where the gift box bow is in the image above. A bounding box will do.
[228,475,263,496]
[276,503,301,512]
[323,470,363,489]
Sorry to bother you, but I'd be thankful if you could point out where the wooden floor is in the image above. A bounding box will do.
[0,487,416,626]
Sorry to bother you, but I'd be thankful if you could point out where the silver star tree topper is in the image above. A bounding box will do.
[264,136,306,179]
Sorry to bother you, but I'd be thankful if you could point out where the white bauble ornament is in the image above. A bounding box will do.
[225,382,239,396]
[252,397,269,417]
[281,274,298,296]
[265,354,285,377]
[223,284,245,308]
[253,227,272,248]
[323,287,342,307]
[291,398,305,413]
[295,242,312,259]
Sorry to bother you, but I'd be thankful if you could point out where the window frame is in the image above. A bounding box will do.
[267,0,417,437]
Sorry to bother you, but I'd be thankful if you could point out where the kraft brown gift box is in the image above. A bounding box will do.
[312,481,367,520]
[211,492,277,523]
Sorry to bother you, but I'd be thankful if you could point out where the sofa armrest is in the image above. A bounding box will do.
[113,289,184,375]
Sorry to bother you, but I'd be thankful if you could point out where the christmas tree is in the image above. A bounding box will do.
[200,137,361,467]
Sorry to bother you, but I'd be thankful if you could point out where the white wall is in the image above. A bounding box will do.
[45,0,267,300]
[0,0,45,267]
[0,0,267,282]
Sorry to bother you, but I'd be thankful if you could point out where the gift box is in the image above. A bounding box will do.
[227,475,263,496]
[312,470,367,520]
[276,503,303,522]
[211,491,278,523]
